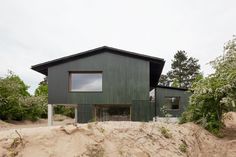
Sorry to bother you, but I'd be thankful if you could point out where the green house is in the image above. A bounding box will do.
[32,46,190,125]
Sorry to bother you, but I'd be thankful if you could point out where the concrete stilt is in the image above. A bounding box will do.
[48,104,53,126]
[75,105,79,123]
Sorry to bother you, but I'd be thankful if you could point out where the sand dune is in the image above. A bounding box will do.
[0,113,236,157]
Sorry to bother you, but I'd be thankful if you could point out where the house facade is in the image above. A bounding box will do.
[32,46,189,124]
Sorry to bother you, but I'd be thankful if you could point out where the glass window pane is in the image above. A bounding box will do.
[164,96,180,110]
[95,106,130,121]
[70,73,102,92]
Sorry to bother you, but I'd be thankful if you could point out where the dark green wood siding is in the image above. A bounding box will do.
[78,104,94,123]
[48,51,150,104]
[131,100,155,121]
[156,87,191,117]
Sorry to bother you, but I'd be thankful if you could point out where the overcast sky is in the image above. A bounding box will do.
[0,0,235,94]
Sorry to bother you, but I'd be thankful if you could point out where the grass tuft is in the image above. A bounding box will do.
[159,126,172,138]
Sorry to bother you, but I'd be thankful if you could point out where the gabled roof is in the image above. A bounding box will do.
[31,46,164,75]
[31,46,165,88]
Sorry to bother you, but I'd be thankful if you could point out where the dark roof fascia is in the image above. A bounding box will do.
[156,85,188,91]
[31,46,165,75]
[31,46,104,74]
[106,46,165,62]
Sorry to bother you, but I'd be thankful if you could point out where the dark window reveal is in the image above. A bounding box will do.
[95,105,130,121]
[164,96,180,110]
[69,72,102,92]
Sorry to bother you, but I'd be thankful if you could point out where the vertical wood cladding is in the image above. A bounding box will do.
[156,87,191,117]
[48,51,150,104]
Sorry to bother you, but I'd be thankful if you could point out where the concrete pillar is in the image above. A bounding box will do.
[75,105,79,123]
[48,104,53,126]
[154,87,157,118]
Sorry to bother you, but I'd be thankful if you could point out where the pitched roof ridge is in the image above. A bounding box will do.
[31,46,165,75]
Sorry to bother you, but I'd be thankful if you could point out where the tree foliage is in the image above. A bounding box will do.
[0,71,47,121]
[181,37,236,134]
[35,78,48,97]
[167,51,201,88]
[19,96,47,120]
[158,74,170,86]
[34,77,74,118]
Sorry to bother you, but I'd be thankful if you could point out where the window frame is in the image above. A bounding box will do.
[164,96,180,110]
[68,71,103,93]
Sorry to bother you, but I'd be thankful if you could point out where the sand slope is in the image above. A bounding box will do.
[0,113,236,157]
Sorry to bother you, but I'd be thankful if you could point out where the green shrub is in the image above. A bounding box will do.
[0,71,29,121]
[180,37,236,134]
[54,106,74,118]
[159,126,172,138]
[0,71,47,121]
[19,96,47,121]
[179,143,187,153]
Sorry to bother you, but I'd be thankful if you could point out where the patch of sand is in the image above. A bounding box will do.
[0,112,235,157]
[0,117,74,131]
[0,120,14,129]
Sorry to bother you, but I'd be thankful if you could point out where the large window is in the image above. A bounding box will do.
[95,105,130,121]
[69,72,102,92]
[164,96,180,110]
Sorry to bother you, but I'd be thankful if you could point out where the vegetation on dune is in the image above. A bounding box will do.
[35,79,74,118]
[0,72,73,122]
[0,71,47,121]
[181,36,236,135]
[54,105,74,118]
[34,78,48,97]
[179,142,187,153]
[159,126,172,138]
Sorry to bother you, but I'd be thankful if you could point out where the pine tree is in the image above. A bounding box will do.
[167,50,200,88]
[158,74,170,86]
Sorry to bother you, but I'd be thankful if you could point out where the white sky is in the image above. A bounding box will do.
[0,0,235,94]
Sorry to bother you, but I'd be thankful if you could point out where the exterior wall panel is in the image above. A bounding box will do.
[156,87,191,117]
[48,51,150,105]
[78,104,94,123]
[131,100,155,121]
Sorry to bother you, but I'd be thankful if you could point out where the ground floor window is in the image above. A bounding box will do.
[164,96,180,110]
[95,105,130,121]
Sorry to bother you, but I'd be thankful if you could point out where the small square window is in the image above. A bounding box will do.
[164,96,180,110]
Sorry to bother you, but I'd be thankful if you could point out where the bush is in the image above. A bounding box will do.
[19,96,47,121]
[180,37,236,134]
[0,71,47,121]
[54,106,74,118]
[0,71,29,120]
[159,126,172,138]
[179,143,187,153]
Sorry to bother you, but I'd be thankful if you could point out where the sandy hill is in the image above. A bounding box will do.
[0,112,236,157]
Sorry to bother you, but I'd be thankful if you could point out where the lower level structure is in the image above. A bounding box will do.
[47,86,190,125]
